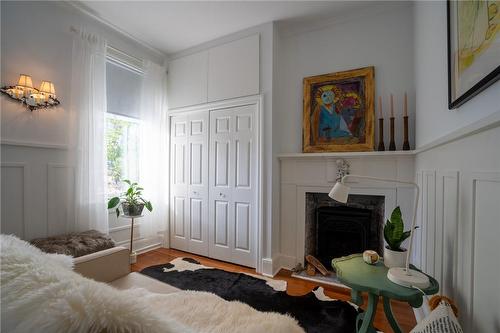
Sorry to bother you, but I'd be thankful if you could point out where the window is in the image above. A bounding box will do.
[105,56,143,197]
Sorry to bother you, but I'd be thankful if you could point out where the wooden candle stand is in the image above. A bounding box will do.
[389,117,396,151]
[403,115,410,150]
[378,118,385,151]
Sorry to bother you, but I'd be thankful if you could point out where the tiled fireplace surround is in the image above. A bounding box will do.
[277,152,417,272]
[304,192,385,268]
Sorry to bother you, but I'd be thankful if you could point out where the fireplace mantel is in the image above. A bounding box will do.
[278,150,416,160]
[276,151,416,274]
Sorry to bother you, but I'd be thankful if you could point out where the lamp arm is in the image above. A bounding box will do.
[340,174,419,274]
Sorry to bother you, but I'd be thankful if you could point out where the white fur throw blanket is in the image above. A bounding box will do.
[1,235,303,333]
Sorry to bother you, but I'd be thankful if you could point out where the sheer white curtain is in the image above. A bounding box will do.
[138,61,168,240]
[69,29,109,233]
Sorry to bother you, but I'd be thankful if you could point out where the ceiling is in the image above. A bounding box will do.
[79,1,372,55]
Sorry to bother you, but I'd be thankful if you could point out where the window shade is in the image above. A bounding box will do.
[106,60,142,119]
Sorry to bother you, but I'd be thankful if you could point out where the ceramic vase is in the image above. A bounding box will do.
[383,247,406,268]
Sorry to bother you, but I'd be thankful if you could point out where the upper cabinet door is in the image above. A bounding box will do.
[207,34,260,102]
[168,51,208,109]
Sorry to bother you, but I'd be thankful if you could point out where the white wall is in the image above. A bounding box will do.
[414,2,500,330]
[414,1,500,148]
[168,23,278,272]
[1,1,166,251]
[275,3,416,154]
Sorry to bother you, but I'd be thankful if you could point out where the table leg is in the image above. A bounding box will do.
[357,293,378,333]
[129,217,134,254]
[382,297,402,333]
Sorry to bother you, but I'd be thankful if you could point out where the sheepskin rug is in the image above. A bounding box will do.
[1,234,303,333]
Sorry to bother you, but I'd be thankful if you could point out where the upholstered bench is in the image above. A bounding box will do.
[30,230,115,258]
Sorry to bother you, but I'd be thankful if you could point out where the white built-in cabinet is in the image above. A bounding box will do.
[169,103,258,267]
[207,35,259,102]
[167,52,208,109]
[167,34,260,109]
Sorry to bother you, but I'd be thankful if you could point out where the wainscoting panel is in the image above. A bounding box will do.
[421,170,436,276]
[47,164,75,236]
[470,172,500,333]
[1,163,28,237]
[2,144,163,252]
[436,171,459,300]
[415,125,500,328]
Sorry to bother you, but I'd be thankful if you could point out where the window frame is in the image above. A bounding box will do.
[105,46,144,200]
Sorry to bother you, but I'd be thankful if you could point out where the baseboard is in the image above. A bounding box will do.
[260,254,297,277]
[278,254,297,270]
[135,242,162,255]
[261,257,275,277]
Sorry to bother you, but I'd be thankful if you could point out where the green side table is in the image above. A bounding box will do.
[332,254,439,333]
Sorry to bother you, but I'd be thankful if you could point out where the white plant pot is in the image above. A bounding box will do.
[383,247,407,268]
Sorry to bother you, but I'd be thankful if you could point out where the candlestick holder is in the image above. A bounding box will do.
[403,115,410,150]
[389,117,396,151]
[378,118,385,151]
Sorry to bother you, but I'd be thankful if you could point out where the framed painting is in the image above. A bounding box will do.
[448,0,500,109]
[303,66,374,153]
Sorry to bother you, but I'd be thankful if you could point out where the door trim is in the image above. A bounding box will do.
[168,94,264,273]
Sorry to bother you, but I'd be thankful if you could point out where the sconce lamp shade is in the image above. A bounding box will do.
[328,182,350,203]
[40,81,55,95]
[17,74,33,89]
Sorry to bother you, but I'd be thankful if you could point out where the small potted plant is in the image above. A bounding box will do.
[107,180,153,218]
[383,206,417,268]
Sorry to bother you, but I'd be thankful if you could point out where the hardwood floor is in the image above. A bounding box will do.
[132,248,417,332]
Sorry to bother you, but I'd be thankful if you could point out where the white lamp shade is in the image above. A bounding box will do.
[328,182,350,203]
[49,82,56,96]
[17,74,33,88]
[39,81,55,94]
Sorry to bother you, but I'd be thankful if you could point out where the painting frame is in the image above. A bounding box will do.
[303,66,375,153]
[447,0,500,109]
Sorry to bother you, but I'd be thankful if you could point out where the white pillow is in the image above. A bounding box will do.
[410,300,463,333]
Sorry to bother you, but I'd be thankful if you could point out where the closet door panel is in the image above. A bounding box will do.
[189,198,203,241]
[235,202,250,251]
[230,105,256,267]
[170,115,189,251]
[186,111,209,256]
[209,105,257,267]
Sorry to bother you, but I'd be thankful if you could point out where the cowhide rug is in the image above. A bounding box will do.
[141,257,362,333]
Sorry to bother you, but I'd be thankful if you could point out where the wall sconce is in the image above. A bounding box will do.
[1,74,60,111]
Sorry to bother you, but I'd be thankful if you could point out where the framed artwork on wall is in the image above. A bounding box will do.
[447,0,500,109]
[303,66,374,153]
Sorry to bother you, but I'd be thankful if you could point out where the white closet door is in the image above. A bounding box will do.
[170,114,189,251]
[209,104,257,267]
[170,111,209,255]
[187,111,209,255]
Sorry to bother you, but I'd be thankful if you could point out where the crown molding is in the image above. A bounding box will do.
[60,1,167,59]
[277,1,413,39]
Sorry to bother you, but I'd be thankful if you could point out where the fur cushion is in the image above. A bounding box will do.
[30,230,115,257]
[1,234,191,333]
[1,235,304,333]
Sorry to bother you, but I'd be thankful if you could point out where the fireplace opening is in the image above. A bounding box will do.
[316,206,372,268]
[304,192,385,271]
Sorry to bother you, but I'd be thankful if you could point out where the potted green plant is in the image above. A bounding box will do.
[107,180,153,218]
[383,206,418,268]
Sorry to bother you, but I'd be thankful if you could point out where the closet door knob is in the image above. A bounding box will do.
[219,192,225,198]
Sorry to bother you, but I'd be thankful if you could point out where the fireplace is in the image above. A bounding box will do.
[305,192,385,270]
[316,206,372,268]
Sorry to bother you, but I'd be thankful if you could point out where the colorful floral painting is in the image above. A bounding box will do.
[303,67,374,152]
